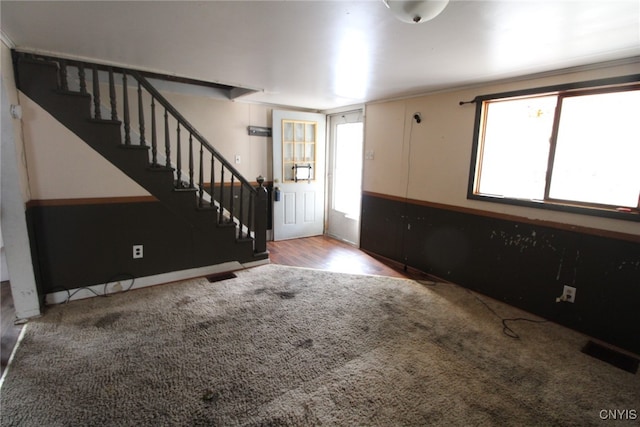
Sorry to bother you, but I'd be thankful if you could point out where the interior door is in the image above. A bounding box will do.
[272,110,326,241]
[327,111,364,246]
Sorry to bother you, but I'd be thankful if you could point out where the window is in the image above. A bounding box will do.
[282,120,317,182]
[469,76,640,220]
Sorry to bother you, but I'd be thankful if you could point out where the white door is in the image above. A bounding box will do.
[326,111,364,246]
[272,110,326,241]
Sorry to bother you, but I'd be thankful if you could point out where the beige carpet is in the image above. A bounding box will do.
[1,264,638,426]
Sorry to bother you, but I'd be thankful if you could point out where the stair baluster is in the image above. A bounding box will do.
[92,65,101,119]
[219,167,225,223]
[210,155,215,208]
[176,123,182,188]
[255,178,268,253]
[229,175,235,225]
[78,63,87,95]
[150,97,158,166]
[59,59,68,91]
[122,73,131,145]
[109,68,117,121]
[198,143,204,207]
[188,133,194,188]
[164,108,171,168]
[137,82,145,146]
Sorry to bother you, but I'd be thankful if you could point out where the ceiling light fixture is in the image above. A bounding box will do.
[383,0,449,24]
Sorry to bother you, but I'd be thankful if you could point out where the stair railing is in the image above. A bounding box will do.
[20,52,267,254]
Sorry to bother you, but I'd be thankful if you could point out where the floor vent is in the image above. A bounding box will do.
[581,341,639,374]
[206,272,237,283]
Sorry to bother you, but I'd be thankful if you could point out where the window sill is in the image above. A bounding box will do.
[468,194,640,222]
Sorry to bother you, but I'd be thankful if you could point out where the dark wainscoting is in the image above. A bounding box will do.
[27,197,255,295]
[361,192,640,354]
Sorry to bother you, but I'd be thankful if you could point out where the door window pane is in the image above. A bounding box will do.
[282,120,317,182]
[334,122,363,217]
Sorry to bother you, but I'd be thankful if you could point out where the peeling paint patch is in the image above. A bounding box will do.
[618,260,640,270]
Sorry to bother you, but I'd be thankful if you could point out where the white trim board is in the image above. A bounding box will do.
[45,258,269,305]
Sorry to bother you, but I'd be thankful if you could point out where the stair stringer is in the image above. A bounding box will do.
[16,57,257,264]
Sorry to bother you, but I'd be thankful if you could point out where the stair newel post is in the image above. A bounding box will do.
[150,97,158,166]
[229,175,235,225]
[122,73,131,145]
[137,81,146,146]
[59,59,68,91]
[188,133,194,188]
[109,68,117,121]
[254,176,268,254]
[78,63,87,95]
[92,65,101,119]
[210,155,215,208]
[219,167,225,223]
[198,143,204,207]
[164,108,171,168]
[176,123,182,188]
[248,191,254,239]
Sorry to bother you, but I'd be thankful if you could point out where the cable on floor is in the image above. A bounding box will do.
[49,273,135,304]
[467,289,547,339]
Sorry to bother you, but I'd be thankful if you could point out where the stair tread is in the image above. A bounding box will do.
[218,221,237,228]
[196,206,218,212]
[54,89,91,98]
[118,144,150,150]
[174,187,198,193]
[88,118,122,125]
[147,164,175,172]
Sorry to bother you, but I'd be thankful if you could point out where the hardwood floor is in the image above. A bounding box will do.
[0,235,430,375]
[268,235,407,278]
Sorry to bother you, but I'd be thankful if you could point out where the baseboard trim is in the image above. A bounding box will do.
[242,258,271,269]
[45,261,247,305]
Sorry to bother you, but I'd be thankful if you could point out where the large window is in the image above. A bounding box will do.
[469,76,640,220]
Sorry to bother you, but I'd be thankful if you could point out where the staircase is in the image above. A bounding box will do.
[15,52,268,268]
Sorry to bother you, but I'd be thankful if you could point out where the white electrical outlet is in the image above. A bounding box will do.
[133,245,143,259]
[562,285,576,303]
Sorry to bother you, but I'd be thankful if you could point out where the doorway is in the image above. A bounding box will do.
[326,111,364,246]
[272,110,327,241]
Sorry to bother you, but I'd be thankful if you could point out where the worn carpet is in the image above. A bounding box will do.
[1,264,638,426]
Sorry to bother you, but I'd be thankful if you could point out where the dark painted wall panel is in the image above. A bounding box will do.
[28,201,254,293]
[360,195,406,262]
[361,193,640,354]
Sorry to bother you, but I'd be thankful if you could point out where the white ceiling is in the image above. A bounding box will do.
[2,1,640,110]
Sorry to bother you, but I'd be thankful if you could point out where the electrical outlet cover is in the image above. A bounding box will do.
[133,245,144,259]
[563,285,576,303]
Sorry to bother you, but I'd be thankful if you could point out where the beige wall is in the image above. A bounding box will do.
[162,91,273,183]
[20,95,150,199]
[363,61,640,235]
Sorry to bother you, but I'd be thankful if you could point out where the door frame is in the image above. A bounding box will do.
[325,109,365,246]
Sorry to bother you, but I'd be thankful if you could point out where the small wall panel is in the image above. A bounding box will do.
[283,192,296,225]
